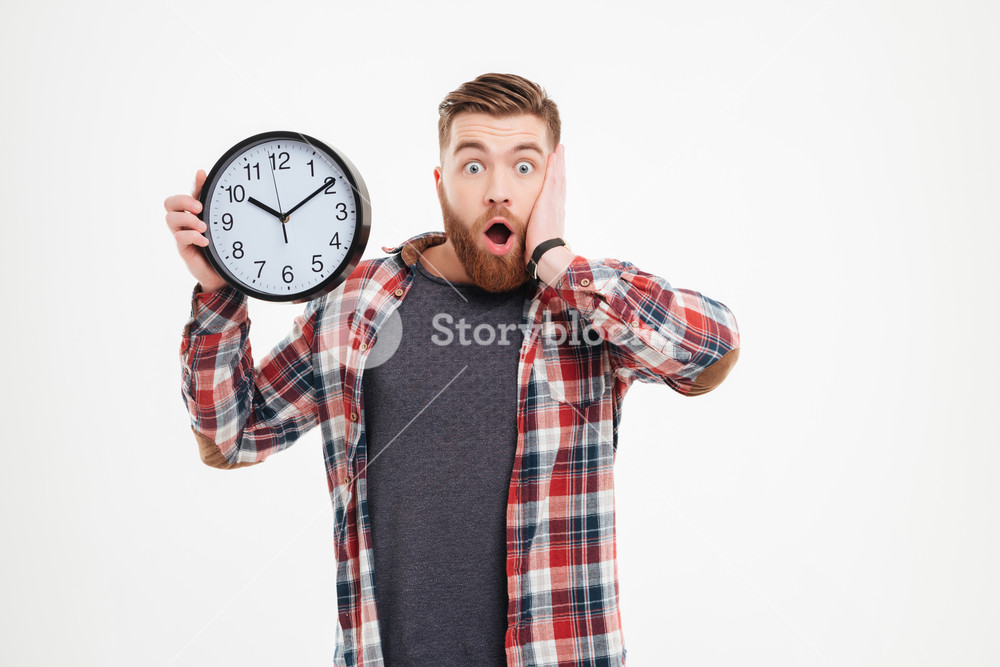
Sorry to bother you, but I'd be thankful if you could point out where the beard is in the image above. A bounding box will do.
[438,189,529,293]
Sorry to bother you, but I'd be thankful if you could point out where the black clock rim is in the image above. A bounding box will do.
[197,130,371,304]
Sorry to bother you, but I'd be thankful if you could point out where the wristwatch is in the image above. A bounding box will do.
[525,237,570,281]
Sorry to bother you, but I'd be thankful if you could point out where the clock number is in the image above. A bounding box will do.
[336,202,348,220]
[307,159,314,177]
[282,265,294,283]
[312,255,324,273]
[244,162,260,181]
[226,185,245,203]
[329,232,341,248]
[233,241,244,259]
[254,260,266,278]
[324,176,336,194]
[222,213,234,231]
[269,152,290,170]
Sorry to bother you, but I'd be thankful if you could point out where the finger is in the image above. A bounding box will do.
[555,145,566,189]
[166,210,206,232]
[552,153,563,194]
[175,229,210,249]
[545,151,557,184]
[192,169,207,199]
[164,193,203,215]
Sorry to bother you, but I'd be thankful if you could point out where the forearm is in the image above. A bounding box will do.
[179,284,320,468]
[545,254,740,395]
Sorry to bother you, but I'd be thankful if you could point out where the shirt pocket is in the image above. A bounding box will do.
[538,336,606,406]
[545,358,605,405]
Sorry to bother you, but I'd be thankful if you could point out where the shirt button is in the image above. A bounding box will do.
[350,412,358,421]
[580,278,591,287]
[394,288,404,297]
[344,475,352,486]
[360,342,367,351]
[631,320,640,328]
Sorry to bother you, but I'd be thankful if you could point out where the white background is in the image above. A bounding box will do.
[1,1,997,665]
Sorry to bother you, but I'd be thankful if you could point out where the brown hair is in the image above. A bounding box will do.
[437,73,560,162]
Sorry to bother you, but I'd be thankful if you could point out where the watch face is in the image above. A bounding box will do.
[199,131,371,303]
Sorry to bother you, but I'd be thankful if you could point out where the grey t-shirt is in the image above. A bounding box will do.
[362,257,528,666]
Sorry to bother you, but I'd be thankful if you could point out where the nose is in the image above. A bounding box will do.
[485,170,512,207]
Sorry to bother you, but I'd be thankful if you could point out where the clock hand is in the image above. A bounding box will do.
[264,152,290,244]
[247,196,285,221]
[283,180,330,218]
[265,151,285,216]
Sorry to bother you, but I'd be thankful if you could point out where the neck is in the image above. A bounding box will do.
[419,239,474,284]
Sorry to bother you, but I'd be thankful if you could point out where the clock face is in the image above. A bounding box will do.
[199,131,370,302]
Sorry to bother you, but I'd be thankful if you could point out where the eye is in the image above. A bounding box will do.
[516,161,534,175]
[464,161,484,175]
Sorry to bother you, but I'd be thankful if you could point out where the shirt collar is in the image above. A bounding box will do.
[380,230,448,267]
[381,229,543,297]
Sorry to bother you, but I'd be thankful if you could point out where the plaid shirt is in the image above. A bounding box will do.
[179,230,740,666]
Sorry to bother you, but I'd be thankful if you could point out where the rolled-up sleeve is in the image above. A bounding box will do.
[548,256,740,396]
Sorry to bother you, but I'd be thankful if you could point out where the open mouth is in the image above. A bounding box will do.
[483,218,515,255]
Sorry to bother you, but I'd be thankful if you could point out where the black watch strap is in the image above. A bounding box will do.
[526,237,568,281]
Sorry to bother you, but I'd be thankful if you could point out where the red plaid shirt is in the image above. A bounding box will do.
[179,230,740,666]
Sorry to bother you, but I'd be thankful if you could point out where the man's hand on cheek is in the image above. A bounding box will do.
[525,144,567,261]
[525,144,575,284]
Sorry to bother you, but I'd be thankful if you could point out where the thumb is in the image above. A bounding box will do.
[192,169,207,199]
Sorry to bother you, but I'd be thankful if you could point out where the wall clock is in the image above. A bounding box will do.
[199,131,371,303]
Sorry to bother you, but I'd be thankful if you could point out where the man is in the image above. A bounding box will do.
[165,73,740,666]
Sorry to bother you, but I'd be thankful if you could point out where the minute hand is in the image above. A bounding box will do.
[284,181,330,218]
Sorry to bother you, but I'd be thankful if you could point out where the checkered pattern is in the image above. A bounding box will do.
[179,230,740,666]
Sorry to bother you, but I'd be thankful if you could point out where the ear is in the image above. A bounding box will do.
[434,166,447,200]
[432,166,445,209]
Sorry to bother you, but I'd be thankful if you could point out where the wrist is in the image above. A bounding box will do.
[534,245,575,285]
[196,279,228,294]
[526,237,569,281]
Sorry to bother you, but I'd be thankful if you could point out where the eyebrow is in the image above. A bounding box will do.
[453,140,546,158]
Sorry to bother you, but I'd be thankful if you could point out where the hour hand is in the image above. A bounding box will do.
[248,196,285,221]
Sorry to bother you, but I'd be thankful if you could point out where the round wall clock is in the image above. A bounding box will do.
[198,130,371,303]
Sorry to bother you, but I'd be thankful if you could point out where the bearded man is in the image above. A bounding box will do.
[165,72,741,666]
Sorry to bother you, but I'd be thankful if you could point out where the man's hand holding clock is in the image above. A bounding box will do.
[525,144,575,285]
[163,168,228,294]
